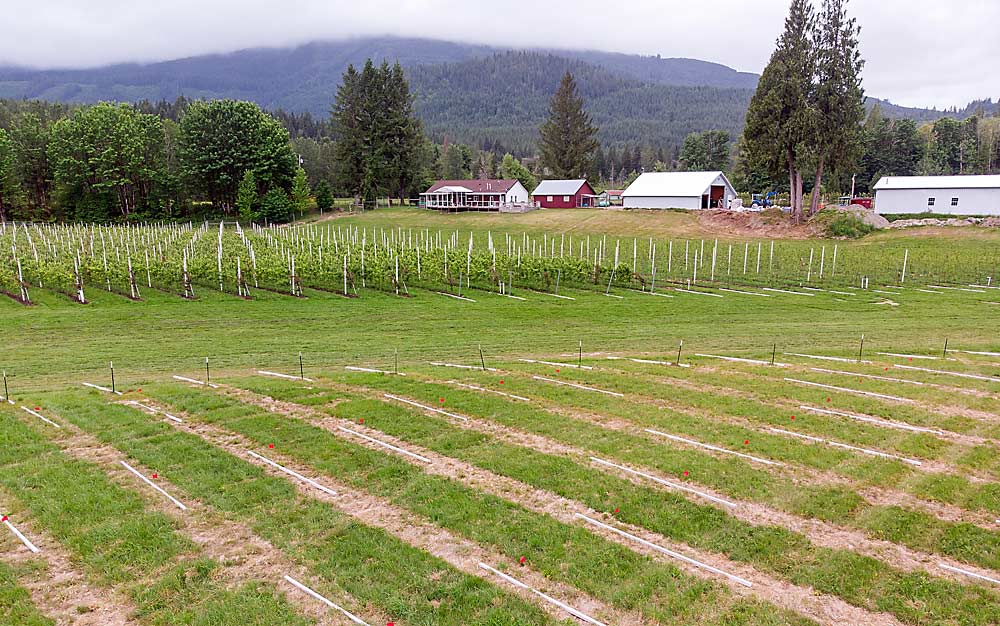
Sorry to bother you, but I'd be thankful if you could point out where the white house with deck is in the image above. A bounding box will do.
[622,171,737,210]
[873,175,1000,216]
[420,179,530,211]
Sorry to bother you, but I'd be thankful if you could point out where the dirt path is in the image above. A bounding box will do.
[141,399,648,626]
[24,408,355,626]
[213,385,923,626]
[0,487,138,626]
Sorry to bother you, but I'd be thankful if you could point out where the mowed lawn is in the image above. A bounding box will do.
[2,260,996,391]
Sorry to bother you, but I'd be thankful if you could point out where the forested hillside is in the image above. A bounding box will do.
[409,52,753,153]
[0,35,976,154]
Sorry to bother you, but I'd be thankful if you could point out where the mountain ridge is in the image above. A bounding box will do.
[0,36,988,152]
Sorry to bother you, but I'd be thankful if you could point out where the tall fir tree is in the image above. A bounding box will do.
[809,0,865,215]
[538,72,599,179]
[744,0,816,221]
[331,60,424,206]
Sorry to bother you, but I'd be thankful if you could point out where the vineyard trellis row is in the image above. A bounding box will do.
[0,220,997,304]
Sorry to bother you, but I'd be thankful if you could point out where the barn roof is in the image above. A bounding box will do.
[424,179,519,194]
[622,171,734,197]
[532,179,590,196]
[874,175,1000,191]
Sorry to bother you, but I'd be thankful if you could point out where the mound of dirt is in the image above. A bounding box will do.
[697,210,822,239]
[836,205,890,229]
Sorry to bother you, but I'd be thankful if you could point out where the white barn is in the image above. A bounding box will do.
[621,171,737,210]
[874,175,1000,216]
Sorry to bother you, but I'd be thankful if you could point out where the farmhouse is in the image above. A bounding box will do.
[531,179,598,208]
[420,179,530,211]
[622,171,738,210]
[873,175,1000,216]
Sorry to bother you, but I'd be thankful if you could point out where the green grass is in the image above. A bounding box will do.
[306,369,1000,573]
[228,373,1000,626]
[137,382,815,626]
[0,408,190,584]
[30,390,571,626]
[0,563,52,626]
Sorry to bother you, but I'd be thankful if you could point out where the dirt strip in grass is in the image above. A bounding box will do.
[221,376,1000,626]
[209,383,907,626]
[14,405,355,626]
[143,381,821,626]
[35,390,610,626]
[0,404,316,626]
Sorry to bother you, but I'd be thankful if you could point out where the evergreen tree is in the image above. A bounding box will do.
[440,143,469,179]
[808,0,865,215]
[291,166,311,214]
[259,187,293,223]
[331,60,425,205]
[314,180,334,211]
[538,72,599,178]
[744,0,816,221]
[236,170,257,220]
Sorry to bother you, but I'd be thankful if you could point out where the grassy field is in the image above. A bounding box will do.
[1,209,999,625]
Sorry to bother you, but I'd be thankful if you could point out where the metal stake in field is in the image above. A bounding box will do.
[857,334,865,363]
[110,361,116,394]
[298,352,305,380]
[2,370,9,404]
[901,249,909,283]
[579,340,583,367]
[675,340,684,366]
[942,338,949,359]
[771,343,777,366]
[205,357,211,385]
[479,345,487,371]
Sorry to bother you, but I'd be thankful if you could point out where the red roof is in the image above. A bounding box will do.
[425,179,519,194]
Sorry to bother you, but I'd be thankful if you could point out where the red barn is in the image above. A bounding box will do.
[531,179,597,208]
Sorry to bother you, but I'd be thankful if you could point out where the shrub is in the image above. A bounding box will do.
[823,211,875,239]
[259,188,293,224]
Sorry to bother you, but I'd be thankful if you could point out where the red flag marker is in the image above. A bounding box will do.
[884,367,889,371]
[268,443,275,449]
[439,398,444,404]
[387,622,395,626]
[790,415,796,420]
[909,358,913,362]
[152,473,158,479]
[682,471,689,477]
[555,369,561,373]
[1,516,7,522]
[744,439,749,445]
[499,380,504,385]
[613,507,620,514]
[137,388,142,393]
[519,556,526,565]
[358,418,364,424]
[826,397,831,402]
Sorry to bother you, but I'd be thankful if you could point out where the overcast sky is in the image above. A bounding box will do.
[2,0,997,109]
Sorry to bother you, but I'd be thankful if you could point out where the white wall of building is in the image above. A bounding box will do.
[506,181,529,204]
[875,187,1000,216]
[623,196,701,209]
